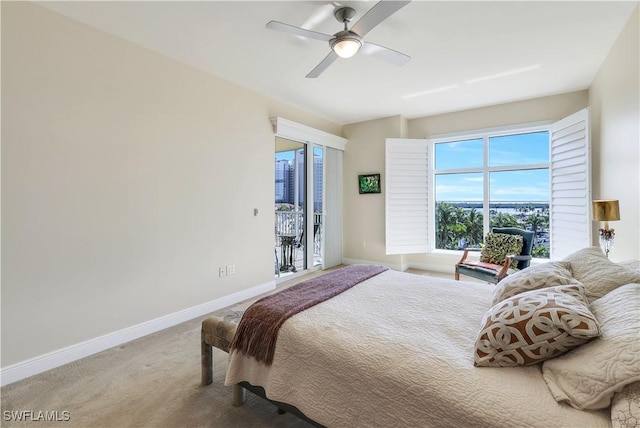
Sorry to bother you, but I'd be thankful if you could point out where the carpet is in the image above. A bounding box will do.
[0,275,322,427]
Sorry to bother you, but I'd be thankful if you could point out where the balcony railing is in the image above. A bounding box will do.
[275,210,323,275]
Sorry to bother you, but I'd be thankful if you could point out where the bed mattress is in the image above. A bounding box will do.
[226,269,610,427]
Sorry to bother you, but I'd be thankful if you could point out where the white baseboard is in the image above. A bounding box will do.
[406,262,455,275]
[0,280,275,387]
[342,257,457,275]
[341,258,407,272]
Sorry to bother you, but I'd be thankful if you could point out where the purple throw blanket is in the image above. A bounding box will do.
[229,264,388,365]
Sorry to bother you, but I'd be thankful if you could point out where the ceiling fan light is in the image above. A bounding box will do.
[331,37,361,58]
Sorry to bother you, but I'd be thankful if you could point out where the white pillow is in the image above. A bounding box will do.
[491,261,579,305]
[542,283,640,410]
[562,247,640,302]
[611,382,640,428]
[618,259,640,274]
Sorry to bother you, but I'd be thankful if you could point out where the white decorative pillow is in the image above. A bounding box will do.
[492,261,579,305]
[611,382,640,428]
[542,283,640,410]
[474,284,600,367]
[562,247,640,302]
[618,259,640,274]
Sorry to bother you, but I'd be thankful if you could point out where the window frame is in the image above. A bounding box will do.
[427,122,552,253]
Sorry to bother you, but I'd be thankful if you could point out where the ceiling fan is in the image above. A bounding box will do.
[266,1,411,78]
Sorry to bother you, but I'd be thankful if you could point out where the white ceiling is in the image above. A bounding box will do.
[37,1,637,125]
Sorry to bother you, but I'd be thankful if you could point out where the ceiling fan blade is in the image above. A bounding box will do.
[266,21,333,42]
[350,0,410,38]
[306,51,339,78]
[360,42,411,67]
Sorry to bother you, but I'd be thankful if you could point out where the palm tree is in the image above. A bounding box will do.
[451,207,469,247]
[525,211,549,246]
[436,202,456,249]
[466,208,484,246]
[490,212,522,228]
[454,207,467,223]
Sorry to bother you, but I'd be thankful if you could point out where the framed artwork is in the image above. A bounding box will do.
[358,173,381,194]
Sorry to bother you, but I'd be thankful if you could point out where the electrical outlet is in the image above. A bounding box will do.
[226,264,235,275]
[219,267,226,277]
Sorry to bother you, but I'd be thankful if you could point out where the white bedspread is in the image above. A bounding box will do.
[226,269,610,427]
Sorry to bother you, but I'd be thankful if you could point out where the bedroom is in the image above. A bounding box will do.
[2,0,639,425]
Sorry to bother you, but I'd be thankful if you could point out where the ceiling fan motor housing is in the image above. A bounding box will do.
[334,7,357,24]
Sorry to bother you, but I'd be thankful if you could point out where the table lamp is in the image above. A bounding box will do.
[592,199,620,258]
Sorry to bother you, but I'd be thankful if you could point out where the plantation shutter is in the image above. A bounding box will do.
[550,108,591,259]
[385,138,429,254]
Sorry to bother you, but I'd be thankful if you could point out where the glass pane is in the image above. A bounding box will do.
[434,138,483,170]
[313,147,323,267]
[489,131,549,167]
[489,169,550,258]
[434,173,483,250]
[274,152,291,204]
[293,148,306,273]
[274,141,306,277]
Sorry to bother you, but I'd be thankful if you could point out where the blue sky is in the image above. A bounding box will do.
[435,131,550,202]
[276,152,294,161]
[276,147,323,161]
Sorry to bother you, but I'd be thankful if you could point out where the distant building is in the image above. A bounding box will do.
[275,159,289,204]
[314,152,322,212]
[275,151,323,212]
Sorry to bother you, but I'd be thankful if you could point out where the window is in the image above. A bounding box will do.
[433,130,550,258]
[385,108,591,260]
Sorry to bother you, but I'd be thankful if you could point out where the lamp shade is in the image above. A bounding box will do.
[592,200,620,222]
[331,37,361,58]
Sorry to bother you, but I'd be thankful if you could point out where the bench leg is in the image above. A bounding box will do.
[201,339,213,386]
[232,384,246,406]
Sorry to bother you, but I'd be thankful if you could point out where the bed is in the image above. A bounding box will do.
[206,247,640,427]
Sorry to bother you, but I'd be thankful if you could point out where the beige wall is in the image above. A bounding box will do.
[589,5,640,261]
[342,116,408,269]
[1,3,341,366]
[407,91,588,138]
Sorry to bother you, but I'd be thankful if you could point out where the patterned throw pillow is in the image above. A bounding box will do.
[474,284,600,367]
[480,233,524,269]
[542,283,640,410]
[563,247,640,302]
[491,261,580,305]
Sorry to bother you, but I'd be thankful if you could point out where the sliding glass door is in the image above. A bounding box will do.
[275,139,306,277]
[275,139,334,278]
